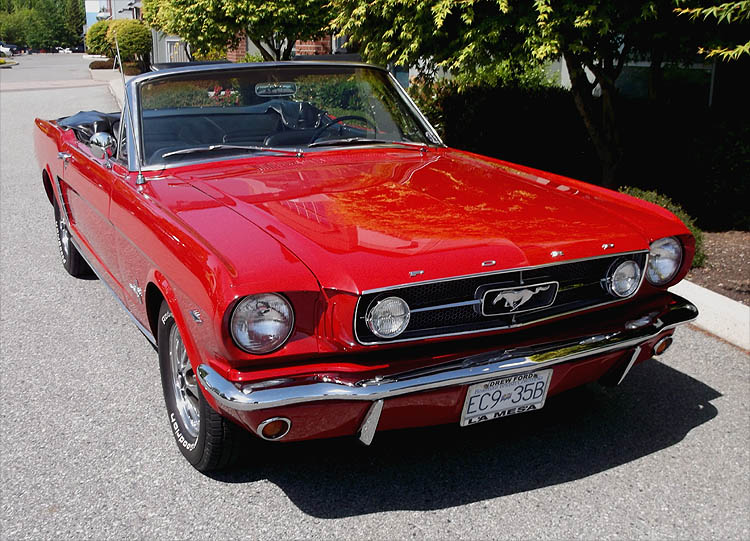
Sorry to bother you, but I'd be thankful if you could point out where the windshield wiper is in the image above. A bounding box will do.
[162,144,302,159]
[307,137,428,150]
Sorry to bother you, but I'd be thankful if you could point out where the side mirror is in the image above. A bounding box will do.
[90,132,116,160]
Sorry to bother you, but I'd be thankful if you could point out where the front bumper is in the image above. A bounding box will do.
[197,294,697,443]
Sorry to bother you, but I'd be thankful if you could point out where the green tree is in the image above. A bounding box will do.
[331,0,714,188]
[676,1,750,60]
[142,0,331,60]
[0,8,37,44]
[63,0,85,45]
[0,0,83,47]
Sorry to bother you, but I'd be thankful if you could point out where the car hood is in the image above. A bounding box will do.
[174,148,676,293]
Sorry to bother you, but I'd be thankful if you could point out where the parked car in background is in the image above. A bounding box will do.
[33,62,698,471]
[0,41,18,55]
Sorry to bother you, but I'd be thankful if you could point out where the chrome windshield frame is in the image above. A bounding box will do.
[124,61,446,173]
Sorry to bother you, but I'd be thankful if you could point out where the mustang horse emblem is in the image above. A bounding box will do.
[492,285,551,312]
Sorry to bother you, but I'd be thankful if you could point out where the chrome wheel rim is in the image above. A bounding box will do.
[58,220,70,259]
[169,324,200,439]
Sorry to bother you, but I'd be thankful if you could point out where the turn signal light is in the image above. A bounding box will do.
[258,417,291,440]
[653,336,673,356]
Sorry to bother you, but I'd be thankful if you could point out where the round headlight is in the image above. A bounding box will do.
[366,296,410,339]
[230,293,294,354]
[608,260,642,298]
[647,237,683,286]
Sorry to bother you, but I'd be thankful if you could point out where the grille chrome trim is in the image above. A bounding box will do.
[360,250,649,295]
[411,299,481,313]
[353,250,650,346]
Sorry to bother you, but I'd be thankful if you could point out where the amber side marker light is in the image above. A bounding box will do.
[653,336,673,356]
[258,417,291,441]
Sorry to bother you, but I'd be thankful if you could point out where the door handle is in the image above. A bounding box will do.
[57,152,72,164]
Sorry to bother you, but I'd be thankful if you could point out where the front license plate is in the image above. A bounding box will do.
[460,369,553,427]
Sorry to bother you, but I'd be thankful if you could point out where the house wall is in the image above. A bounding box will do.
[295,38,331,56]
[227,35,248,62]
[151,30,190,63]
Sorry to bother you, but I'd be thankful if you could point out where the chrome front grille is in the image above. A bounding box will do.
[354,251,649,345]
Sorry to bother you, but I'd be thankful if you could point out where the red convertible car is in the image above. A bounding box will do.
[34,62,697,471]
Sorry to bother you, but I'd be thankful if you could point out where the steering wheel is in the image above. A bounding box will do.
[309,115,377,144]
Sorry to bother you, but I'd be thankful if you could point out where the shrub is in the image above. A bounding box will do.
[89,59,142,75]
[89,59,114,69]
[619,187,705,268]
[106,19,151,67]
[241,53,264,63]
[194,47,227,61]
[86,20,111,56]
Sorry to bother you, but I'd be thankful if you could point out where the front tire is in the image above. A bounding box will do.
[54,203,92,277]
[157,302,247,471]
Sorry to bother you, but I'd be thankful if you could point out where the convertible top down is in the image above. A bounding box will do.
[34,62,697,471]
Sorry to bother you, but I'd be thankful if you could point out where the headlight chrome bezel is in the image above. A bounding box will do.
[606,259,643,298]
[365,296,411,339]
[229,293,295,355]
[646,236,683,286]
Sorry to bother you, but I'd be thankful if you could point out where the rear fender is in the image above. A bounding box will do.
[34,118,75,206]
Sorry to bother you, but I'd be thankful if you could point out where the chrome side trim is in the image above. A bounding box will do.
[52,175,70,226]
[358,400,384,445]
[616,346,642,386]
[197,295,697,413]
[70,236,157,345]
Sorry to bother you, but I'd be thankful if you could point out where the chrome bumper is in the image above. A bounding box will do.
[197,295,697,424]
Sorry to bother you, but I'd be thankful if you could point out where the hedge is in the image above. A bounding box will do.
[85,20,111,57]
[619,187,706,268]
[106,19,151,64]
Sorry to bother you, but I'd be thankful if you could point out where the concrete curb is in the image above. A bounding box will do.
[108,77,125,108]
[670,280,749,350]
[89,68,122,81]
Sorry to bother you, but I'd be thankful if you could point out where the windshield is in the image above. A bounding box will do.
[137,65,433,165]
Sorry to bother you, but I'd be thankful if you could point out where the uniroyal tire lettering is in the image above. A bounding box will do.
[169,411,197,451]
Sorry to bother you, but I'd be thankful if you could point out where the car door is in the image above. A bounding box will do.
[60,133,122,288]
[107,107,154,325]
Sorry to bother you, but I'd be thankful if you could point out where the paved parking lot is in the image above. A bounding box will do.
[1,54,748,540]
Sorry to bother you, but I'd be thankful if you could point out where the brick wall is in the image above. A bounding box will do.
[227,35,334,61]
[295,38,332,56]
[227,34,247,62]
